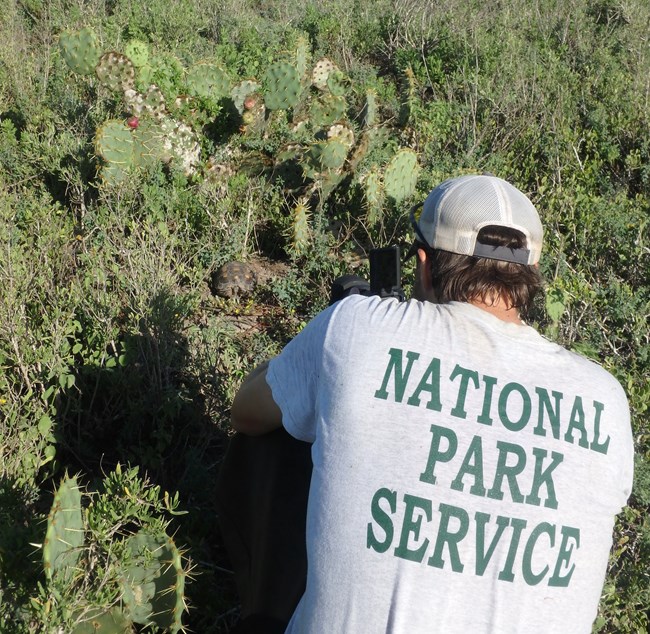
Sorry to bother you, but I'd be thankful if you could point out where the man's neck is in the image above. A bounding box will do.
[469,298,523,325]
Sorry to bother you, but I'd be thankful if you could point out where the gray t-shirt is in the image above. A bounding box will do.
[267,295,633,634]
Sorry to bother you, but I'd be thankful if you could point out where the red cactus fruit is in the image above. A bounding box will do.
[127,116,139,129]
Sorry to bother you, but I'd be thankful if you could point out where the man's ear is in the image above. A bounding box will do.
[413,247,434,301]
[417,247,431,287]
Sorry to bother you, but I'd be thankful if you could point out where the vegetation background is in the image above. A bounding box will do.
[0,0,648,631]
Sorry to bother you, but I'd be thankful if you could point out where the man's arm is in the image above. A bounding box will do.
[230,360,283,436]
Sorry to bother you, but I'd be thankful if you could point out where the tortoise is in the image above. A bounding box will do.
[211,261,257,298]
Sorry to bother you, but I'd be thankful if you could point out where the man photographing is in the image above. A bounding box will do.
[224,174,633,633]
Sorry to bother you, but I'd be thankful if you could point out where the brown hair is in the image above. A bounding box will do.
[424,226,543,311]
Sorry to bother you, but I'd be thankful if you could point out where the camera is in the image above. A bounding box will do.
[329,246,405,305]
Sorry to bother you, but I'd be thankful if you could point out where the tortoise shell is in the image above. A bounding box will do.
[211,261,257,298]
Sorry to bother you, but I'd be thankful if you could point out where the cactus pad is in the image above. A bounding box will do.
[306,139,348,173]
[132,119,164,169]
[363,168,385,224]
[95,120,133,167]
[186,63,231,100]
[44,475,84,585]
[119,530,186,633]
[295,36,310,79]
[59,28,101,76]
[95,119,166,184]
[264,62,301,110]
[72,608,132,634]
[310,94,347,129]
[142,84,166,119]
[161,118,201,175]
[124,40,149,68]
[327,124,354,148]
[96,52,136,92]
[231,80,262,114]
[383,149,419,203]
[363,89,378,128]
[326,69,347,97]
[123,88,145,117]
[311,58,337,91]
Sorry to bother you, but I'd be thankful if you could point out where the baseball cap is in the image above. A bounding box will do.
[409,174,543,265]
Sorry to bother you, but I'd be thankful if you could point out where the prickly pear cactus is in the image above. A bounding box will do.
[72,608,132,634]
[274,145,306,189]
[96,52,136,92]
[124,40,149,68]
[383,148,419,203]
[311,58,337,91]
[363,89,378,128]
[44,475,84,586]
[186,63,231,100]
[119,530,186,633]
[306,139,348,174]
[95,119,167,185]
[132,119,165,169]
[160,117,201,175]
[326,69,347,97]
[124,84,167,119]
[295,35,310,79]
[264,62,302,110]
[142,84,167,119]
[59,27,102,76]
[310,94,347,129]
[363,168,384,224]
[231,79,262,114]
[95,120,134,185]
[327,123,354,148]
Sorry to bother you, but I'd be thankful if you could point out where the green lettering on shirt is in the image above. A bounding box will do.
[534,387,563,440]
[498,382,532,432]
[374,348,420,402]
[475,512,510,576]
[590,401,611,455]
[427,503,469,572]
[522,522,555,585]
[525,448,564,509]
[477,374,497,425]
[419,424,457,486]
[564,396,589,448]
[449,365,479,419]
[450,435,487,497]
[367,488,396,553]
[487,441,526,504]
[394,494,432,563]
[407,357,442,411]
[549,526,580,587]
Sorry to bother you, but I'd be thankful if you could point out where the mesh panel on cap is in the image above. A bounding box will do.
[436,177,505,253]
[416,174,543,264]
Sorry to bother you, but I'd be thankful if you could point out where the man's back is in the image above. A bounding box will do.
[267,295,633,633]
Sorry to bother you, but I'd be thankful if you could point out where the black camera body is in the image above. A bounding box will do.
[329,246,405,305]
